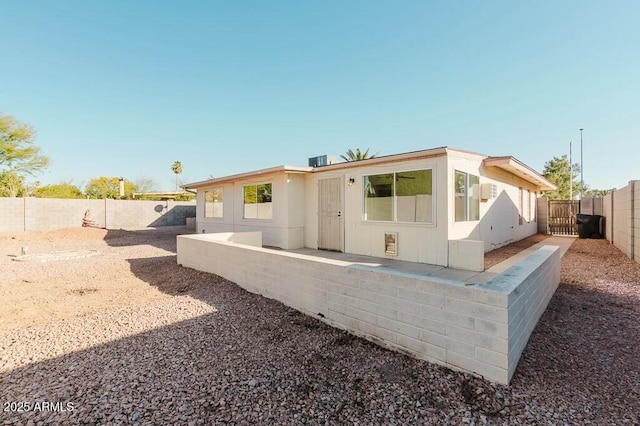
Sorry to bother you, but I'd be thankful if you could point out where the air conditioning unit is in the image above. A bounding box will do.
[308,155,338,167]
[480,183,498,200]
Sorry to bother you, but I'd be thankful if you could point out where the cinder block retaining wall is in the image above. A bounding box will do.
[0,198,196,233]
[177,234,561,384]
[603,181,639,262]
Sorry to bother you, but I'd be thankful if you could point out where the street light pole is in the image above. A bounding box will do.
[580,128,584,198]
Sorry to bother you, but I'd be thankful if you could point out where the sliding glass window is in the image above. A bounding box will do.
[244,183,272,219]
[204,188,223,218]
[364,169,433,223]
[454,171,479,222]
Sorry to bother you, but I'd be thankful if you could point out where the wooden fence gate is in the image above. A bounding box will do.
[548,200,580,235]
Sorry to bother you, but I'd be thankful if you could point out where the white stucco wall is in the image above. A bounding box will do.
[196,172,305,249]
[304,156,450,266]
[447,152,540,252]
[193,149,546,261]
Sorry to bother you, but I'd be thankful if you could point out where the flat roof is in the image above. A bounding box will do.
[184,165,313,189]
[183,147,457,189]
[183,147,554,191]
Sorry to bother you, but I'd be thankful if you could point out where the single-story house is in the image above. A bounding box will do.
[179,146,562,384]
[183,147,556,271]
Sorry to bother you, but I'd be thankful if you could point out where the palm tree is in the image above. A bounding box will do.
[171,161,183,191]
[340,148,377,162]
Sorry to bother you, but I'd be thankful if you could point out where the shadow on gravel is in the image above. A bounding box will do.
[510,280,640,421]
[0,278,507,425]
[4,229,637,424]
[117,228,638,423]
[509,238,640,423]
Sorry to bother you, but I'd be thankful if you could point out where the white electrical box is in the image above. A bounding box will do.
[480,183,498,200]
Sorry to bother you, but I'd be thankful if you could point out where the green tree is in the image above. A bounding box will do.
[0,170,27,197]
[0,113,51,197]
[174,192,196,201]
[0,113,50,175]
[134,177,159,194]
[542,155,583,200]
[171,161,183,191]
[35,182,84,199]
[85,177,137,199]
[340,148,377,162]
[584,188,613,198]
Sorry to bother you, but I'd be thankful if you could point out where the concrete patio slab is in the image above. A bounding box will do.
[466,236,576,284]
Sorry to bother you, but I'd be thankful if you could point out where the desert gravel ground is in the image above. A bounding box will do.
[483,234,551,270]
[1,227,639,425]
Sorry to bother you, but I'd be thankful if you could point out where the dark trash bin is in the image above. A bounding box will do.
[591,215,604,239]
[576,214,604,239]
[576,214,590,239]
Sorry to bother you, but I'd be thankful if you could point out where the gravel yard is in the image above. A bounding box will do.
[1,227,639,425]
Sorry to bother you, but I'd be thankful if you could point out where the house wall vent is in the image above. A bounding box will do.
[308,155,338,167]
[480,183,498,200]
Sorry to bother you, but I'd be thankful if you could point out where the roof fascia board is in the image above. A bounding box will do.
[183,165,312,189]
[484,156,557,191]
[312,147,449,173]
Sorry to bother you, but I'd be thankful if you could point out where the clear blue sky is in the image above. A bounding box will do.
[2,1,638,191]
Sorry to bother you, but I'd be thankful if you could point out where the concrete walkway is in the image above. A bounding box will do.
[288,235,576,285]
[467,236,576,284]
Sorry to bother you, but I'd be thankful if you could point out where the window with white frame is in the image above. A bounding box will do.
[531,191,537,222]
[363,169,433,223]
[244,183,272,219]
[518,187,524,225]
[454,171,479,222]
[204,188,223,218]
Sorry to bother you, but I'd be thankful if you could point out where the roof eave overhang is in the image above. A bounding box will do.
[483,157,557,192]
[182,165,313,190]
[309,146,451,173]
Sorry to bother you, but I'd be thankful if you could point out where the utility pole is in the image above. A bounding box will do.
[569,141,573,200]
[580,128,584,198]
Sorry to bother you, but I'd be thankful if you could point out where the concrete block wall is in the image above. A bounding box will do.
[177,234,561,384]
[477,245,561,381]
[606,181,638,262]
[603,192,614,245]
[0,198,27,233]
[537,197,549,234]
[0,198,196,233]
[106,200,196,229]
[635,182,640,262]
[24,198,106,230]
[611,188,630,254]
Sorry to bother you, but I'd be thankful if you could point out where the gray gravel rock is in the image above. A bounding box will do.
[1,229,639,424]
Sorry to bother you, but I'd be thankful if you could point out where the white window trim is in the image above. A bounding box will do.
[454,170,480,222]
[204,187,224,219]
[362,167,436,225]
[243,182,273,220]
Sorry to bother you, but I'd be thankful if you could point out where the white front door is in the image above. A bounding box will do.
[318,177,344,251]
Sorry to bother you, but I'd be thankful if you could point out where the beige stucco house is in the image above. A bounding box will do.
[183,147,555,271]
[179,146,562,384]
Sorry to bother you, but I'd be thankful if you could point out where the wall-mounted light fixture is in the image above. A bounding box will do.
[348,177,356,186]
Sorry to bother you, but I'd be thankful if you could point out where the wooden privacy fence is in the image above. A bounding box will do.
[548,200,580,236]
